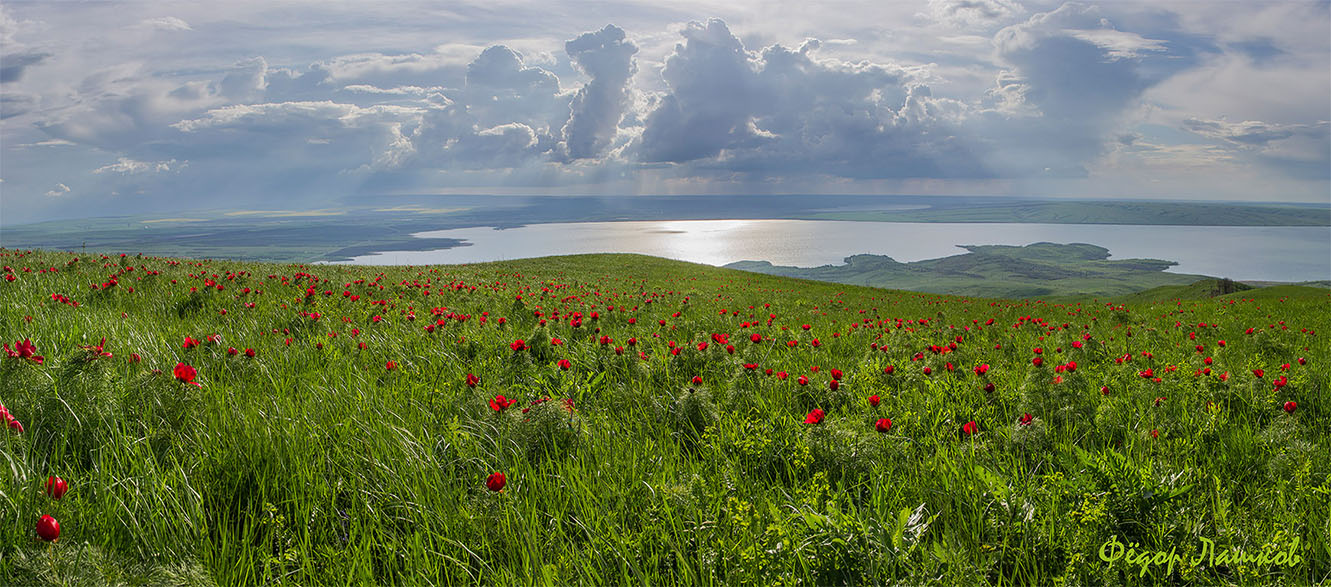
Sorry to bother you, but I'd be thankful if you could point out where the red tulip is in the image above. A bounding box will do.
[558,359,572,370]
[36,515,59,541]
[691,375,703,385]
[1252,369,1264,378]
[983,382,995,393]
[45,476,68,499]
[173,363,200,386]
[797,376,809,386]
[868,394,880,407]
[1100,386,1110,395]
[489,395,516,412]
[510,339,527,352]
[8,420,22,433]
[486,472,506,492]
[385,361,397,371]
[1018,413,1033,426]
[466,373,480,388]
[1284,401,1297,413]
[961,420,978,436]
[875,418,892,433]
[922,366,932,375]
[1151,429,1159,439]
[804,408,825,424]
[828,380,839,391]
[883,365,895,374]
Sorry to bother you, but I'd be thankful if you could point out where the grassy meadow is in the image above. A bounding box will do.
[0,248,1327,585]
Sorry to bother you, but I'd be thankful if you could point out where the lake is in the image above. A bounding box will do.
[333,220,1331,282]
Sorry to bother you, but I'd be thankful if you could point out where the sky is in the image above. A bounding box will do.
[1,0,1328,225]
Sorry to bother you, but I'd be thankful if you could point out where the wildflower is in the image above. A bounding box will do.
[868,394,880,407]
[1018,413,1033,426]
[36,515,59,542]
[45,476,68,499]
[466,373,480,388]
[486,472,507,492]
[962,420,979,436]
[489,395,516,412]
[173,363,201,387]
[1284,401,1297,413]
[804,408,825,424]
[875,418,892,433]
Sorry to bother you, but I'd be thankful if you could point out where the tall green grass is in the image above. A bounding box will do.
[1,250,1327,585]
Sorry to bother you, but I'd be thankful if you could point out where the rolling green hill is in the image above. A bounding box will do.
[726,242,1211,298]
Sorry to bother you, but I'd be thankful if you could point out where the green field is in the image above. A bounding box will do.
[0,249,1327,585]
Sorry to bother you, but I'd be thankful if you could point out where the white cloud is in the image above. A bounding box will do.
[1065,29,1167,60]
[44,182,69,197]
[561,24,638,159]
[139,17,192,32]
[926,0,1024,29]
[93,157,182,174]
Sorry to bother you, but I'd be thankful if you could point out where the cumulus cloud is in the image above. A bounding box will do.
[636,19,983,179]
[561,25,638,159]
[927,0,1024,28]
[639,19,758,163]
[44,183,69,197]
[976,3,1187,176]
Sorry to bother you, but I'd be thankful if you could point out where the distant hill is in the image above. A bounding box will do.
[806,200,1331,226]
[725,242,1212,298]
